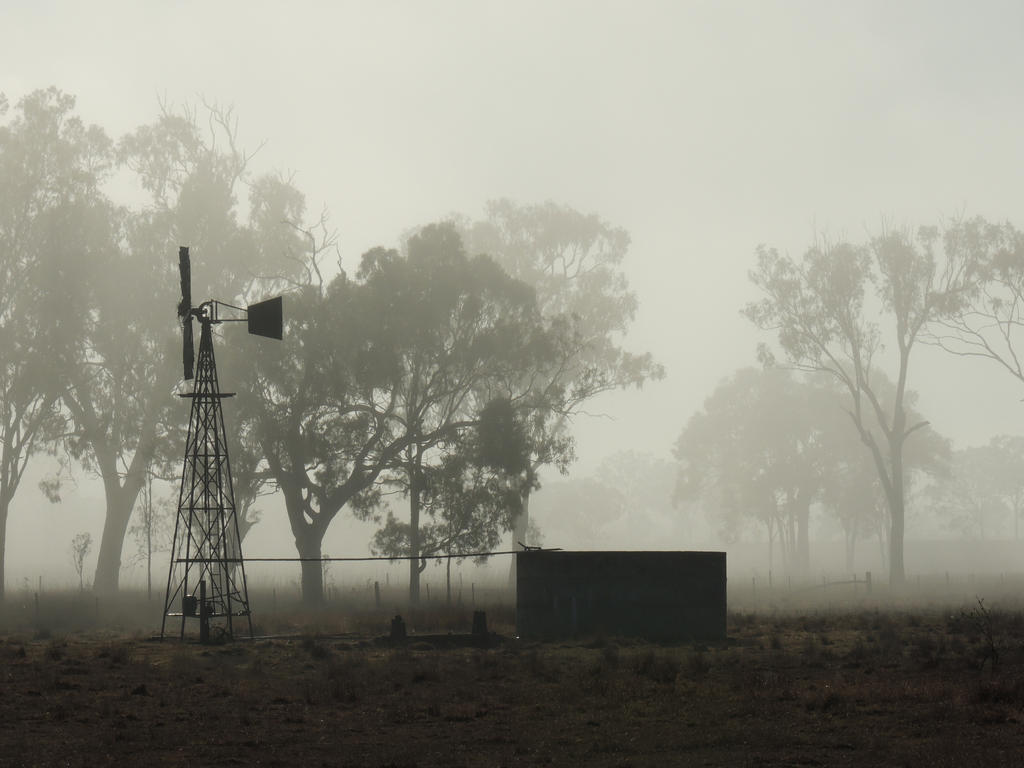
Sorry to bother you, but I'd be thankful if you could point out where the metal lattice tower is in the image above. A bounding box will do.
[161,315,253,641]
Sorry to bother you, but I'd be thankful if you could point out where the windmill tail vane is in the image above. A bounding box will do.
[161,246,282,642]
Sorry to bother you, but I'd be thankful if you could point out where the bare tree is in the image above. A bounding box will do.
[128,474,174,600]
[70,532,92,591]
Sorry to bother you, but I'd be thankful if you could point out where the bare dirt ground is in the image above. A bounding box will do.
[2,599,1024,767]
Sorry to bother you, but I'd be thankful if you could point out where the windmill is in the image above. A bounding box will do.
[161,246,282,641]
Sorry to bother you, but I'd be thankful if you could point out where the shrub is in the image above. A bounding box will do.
[631,650,679,684]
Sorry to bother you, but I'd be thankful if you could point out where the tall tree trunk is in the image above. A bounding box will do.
[0,494,8,597]
[87,409,154,595]
[779,502,794,568]
[408,454,423,606]
[237,505,256,544]
[93,480,136,594]
[145,481,153,600]
[140,475,153,600]
[407,493,419,606]
[296,529,324,606]
[796,500,810,575]
[888,446,906,585]
[279,471,332,606]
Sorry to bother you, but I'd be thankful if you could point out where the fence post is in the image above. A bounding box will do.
[865,571,872,594]
[374,581,381,609]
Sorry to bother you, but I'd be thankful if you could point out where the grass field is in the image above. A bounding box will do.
[2,589,1024,766]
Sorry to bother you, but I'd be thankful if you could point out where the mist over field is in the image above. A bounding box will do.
[4,1,1024,605]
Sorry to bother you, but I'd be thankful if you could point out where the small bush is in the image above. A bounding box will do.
[802,634,819,658]
[973,676,1024,707]
[45,639,65,661]
[97,641,132,665]
[729,612,757,629]
[913,634,942,667]
[525,648,547,679]
[411,659,440,684]
[846,635,869,661]
[247,653,265,676]
[876,623,903,658]
[685,649,709,679]
[301,636,330,660]
[601,644,620,669]
[962,598,999,672]
[631,650,679,684]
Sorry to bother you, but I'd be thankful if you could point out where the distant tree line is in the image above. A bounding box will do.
[673,367,948,575]
[0,88,660,603]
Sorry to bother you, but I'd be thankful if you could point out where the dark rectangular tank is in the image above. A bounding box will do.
[516,550,726,641]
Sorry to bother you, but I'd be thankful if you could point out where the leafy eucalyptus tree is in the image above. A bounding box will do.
[674,368,833,574]
[63,101,307,593]
[927,443,1008,540]
[926,220,1024,383]
[464,200,663,566]
[675,367,947,574]
[236,223,550,604]
[231,269,380,605]
[358,223,551,604]
[926,435,1024,541]
[0,88,112,594]
[989,435,1024,540]
[745,224,981,583]
[372,398,529,604]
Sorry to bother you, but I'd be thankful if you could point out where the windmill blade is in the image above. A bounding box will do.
[182,317,195,380]
[177,246,192,320]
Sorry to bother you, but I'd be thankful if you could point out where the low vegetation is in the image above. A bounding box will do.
[3,592,1024,766]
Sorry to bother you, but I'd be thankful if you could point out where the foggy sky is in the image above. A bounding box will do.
[5,1,1024,586]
